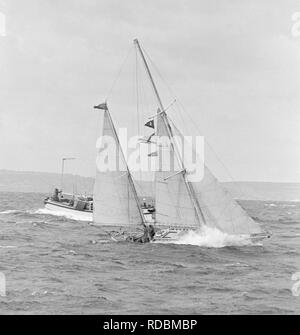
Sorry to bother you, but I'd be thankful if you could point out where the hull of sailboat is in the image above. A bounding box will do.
[152,226,271,243]
[44,201,93,221]
[152,226,201,242]
[152,227,190,242]
[110,229,145,242]
[108,225,147,242]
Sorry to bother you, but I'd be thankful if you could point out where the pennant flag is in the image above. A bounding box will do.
[94,102,108,110]
[148,151,158,157]
[145,119,154,129]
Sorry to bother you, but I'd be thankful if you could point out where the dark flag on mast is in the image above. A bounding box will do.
[94,102,108,110]
[145,119,154,129]
[148,151,158,157]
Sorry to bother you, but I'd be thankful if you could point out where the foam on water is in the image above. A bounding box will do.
[167,226,255,248]
[1,209,43,215]
[0,245,17,248]
[0,209,20,214]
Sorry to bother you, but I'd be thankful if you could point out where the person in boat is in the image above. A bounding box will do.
[51,188,60,202]
[128,225,155,243]
[147,204,155,213]
[147,225,156,240]
[142,198,147,208]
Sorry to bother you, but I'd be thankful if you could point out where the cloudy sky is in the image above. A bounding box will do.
[0,0,299,182]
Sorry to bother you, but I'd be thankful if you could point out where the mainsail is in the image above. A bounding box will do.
[155,112,201,228]
[93,108,144,226]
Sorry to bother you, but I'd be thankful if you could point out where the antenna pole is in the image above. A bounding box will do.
[60,157,76,192]
[60,158,64,191]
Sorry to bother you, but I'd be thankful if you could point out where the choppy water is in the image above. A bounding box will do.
[0,192,299,314]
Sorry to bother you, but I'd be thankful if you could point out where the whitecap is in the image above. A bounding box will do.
[0,209,19,214]
[156,226,257,248]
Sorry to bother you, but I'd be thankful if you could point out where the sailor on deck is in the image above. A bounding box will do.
[128,225,155,243]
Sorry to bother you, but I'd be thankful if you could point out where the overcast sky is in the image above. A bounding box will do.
[0,0,299,182]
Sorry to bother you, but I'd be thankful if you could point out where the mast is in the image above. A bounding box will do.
[60,157,76,191]
[134,39,164,112]
[134,38,206,226]
[105,106,146,226]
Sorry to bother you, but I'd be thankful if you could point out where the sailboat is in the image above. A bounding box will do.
[44,157,93,221]
[93,39,271,243]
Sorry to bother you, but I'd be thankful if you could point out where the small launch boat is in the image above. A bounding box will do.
[43,157,93,220]
[44,188,93,221]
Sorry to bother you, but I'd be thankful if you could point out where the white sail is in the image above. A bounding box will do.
[155,112,200,228]
[190,166,262,235]
[171,123,263,236]
[93,110,143,226]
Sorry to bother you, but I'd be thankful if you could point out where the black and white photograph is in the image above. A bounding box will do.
[0,0,299,318]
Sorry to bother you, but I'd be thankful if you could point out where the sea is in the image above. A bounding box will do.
[0,192,299,314]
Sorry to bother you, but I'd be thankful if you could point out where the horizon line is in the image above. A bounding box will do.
[0,168,300,184]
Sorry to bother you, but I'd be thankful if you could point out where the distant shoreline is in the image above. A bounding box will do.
[0,169,299,201]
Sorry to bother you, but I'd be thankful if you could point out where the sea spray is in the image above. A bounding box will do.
[157,226,255,248]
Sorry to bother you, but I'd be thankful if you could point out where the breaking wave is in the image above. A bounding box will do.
[162,226,256,248]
